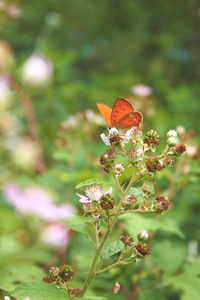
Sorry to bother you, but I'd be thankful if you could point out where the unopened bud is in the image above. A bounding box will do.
[167,137,177,147]
[172,144,187,156]
[120,235,134,245]
[167,130,177,138]
[137,230,149,242]
[122,194,137,209]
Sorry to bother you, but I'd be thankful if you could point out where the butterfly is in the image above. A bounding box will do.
[96,97,143,131]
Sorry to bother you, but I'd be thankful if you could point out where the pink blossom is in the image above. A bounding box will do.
[21,54,53,87]
[3,184,75,221]
[40,223,70,248]
[131,84,152,97]
[77,186,112,204]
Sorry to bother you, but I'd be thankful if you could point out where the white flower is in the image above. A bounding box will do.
[131,84,152,97]
[21,54,53,87]
[100,127,130,145]
[77,185,112,204]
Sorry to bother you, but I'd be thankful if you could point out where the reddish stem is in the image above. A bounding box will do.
[8,76,46,173]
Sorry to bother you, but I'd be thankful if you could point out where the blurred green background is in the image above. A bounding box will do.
[0,1,200,299]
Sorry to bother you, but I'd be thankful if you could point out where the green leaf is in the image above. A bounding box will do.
[75,179,113,190]
[66,216,94,235]
[9,281,69,300]
[129,187,143,200]
[0,264,46,292]
[151,240,187,274]
[101,240,124,261]
[165,261,200,300]
[159,217,184,238]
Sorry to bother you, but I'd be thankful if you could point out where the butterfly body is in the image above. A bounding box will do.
[96,97,142,131]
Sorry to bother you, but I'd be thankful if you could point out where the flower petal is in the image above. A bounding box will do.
[76,192,91,203]
[104,187,113,195]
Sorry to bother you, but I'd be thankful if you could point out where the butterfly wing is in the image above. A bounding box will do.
[114,111,143,131]
[96,102,112,127]
[111,97,134,127]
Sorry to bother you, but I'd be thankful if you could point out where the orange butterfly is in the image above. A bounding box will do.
[96,97,143,131]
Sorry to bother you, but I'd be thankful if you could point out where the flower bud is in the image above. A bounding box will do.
[109,131,123,146]
[100,194,115,210]
[136,243,150,257]
[114,282,120,294]
[122,194,137,209]
[81,203,96,216]
[146,157,163,172]
[167,130,177,138]
[120,235,134,245]
[151,196,171,214]
[59,265,75,282]
[100,149,117,173]
[137,230,149,242]
[172,144,187,156]
[167,137,177,147]
[127,146,144,164]
[114,163,124,176]
[71,288,82,297]
[49,266,60,280]
[144,129,160,146]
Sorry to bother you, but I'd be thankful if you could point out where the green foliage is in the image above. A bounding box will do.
[75,179,113,190]
[66,216,94,235]
[120,213,184,238]
[101,240,124,261]
[164,261,200,300]
[0,0,199,299]
[9,281,69,300]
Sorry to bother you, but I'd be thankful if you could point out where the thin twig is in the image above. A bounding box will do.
[8,76,46,173]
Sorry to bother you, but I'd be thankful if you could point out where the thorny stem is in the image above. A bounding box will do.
[80,165,142,296]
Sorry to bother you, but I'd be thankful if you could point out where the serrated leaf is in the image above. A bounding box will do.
[75,179,112,190]
[9,281,69,300]
[66,216,94,235]
[101,240,124,261]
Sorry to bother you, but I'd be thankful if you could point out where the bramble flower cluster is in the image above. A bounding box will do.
[43,264,75,284]
[72,123,186,297]
[42,100,187,298]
